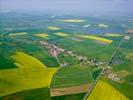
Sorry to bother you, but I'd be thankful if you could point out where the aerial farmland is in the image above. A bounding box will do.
[0,0,133,100]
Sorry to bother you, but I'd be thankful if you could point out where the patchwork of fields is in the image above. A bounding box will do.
[0,13,132,100]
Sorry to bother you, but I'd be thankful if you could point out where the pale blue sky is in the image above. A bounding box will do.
[0,0,132,16]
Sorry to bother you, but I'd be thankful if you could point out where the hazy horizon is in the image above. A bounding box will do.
[0,0,133,16]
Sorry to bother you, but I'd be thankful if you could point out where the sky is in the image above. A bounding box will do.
[0,0,133,16]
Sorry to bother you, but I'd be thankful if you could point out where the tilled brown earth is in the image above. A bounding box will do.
[50,83,91,96]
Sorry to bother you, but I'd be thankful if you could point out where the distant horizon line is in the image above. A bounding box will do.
[0,10,132,18]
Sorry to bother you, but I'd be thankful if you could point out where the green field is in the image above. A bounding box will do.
[1,88,51,100]
[108,79,133,100]
[51,64,93,88]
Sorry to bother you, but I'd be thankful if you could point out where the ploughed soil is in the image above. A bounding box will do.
[50,84,90,96]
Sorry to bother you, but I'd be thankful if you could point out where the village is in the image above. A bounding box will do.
[39,40,121,82]
[39,41,106,67]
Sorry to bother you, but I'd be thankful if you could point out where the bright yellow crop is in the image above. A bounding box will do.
[79,35,113,44]
[47,26,60,30]
[34,33,49,38]
[9,32,28,36]
[87,80,129,100]
[12,52,47,69]
[0,52,58,96]
[105,33,123,37]
[54,32,68,37]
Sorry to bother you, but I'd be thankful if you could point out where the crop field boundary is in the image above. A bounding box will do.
[83,33,127,100]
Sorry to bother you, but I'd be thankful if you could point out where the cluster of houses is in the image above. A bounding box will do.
[40,40,106,68]
[124,35,130,40]
[124,29,133,40]
[66,50,106,67]
[40,41,65,57]
[102,66,120,82]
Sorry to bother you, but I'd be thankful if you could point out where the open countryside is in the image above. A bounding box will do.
[0,0,133,100]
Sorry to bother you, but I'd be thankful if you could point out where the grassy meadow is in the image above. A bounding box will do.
[51,64,93,88]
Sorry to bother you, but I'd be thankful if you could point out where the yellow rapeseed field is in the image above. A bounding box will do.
[104,33,123,37]
[34,33,49,38]
[59,19,86,23]
[87,80,129,100]
[12,52,47,69]
[9,32,28,36]
[0,68,57,96]
[54,32,68,37]
[47,26,60,30]
[78,35,113,44]
[0,52,58,96]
